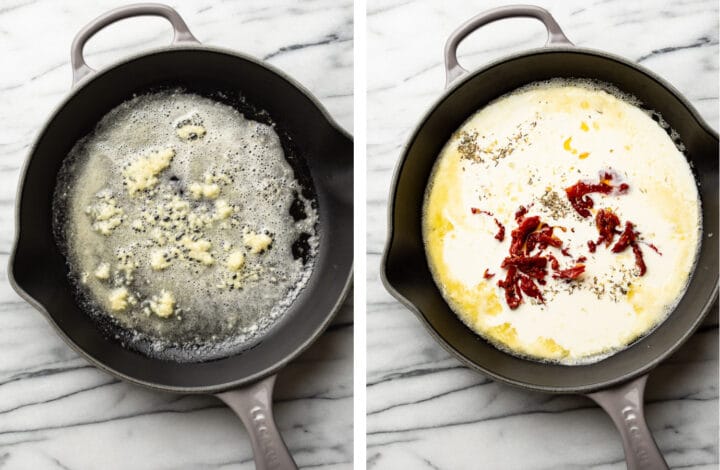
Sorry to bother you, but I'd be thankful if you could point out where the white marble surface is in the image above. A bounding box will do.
[367,1,718,469]
[0,1,352,469]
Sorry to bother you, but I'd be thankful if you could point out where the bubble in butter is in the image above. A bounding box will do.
[423,79,700,365]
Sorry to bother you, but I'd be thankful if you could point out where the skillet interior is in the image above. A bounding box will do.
[383,48,718,393]
[10,48,353,392]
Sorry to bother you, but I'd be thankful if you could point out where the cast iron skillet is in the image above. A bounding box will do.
[381,5,718,470]
[8,4,352,470]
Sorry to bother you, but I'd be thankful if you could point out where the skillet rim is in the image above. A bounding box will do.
[8,43,354,394]
[381,45,719,394]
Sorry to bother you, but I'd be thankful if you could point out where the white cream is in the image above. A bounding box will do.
[423,80,700,364]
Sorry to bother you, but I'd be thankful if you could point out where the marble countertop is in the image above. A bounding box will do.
[0,1,352,469]
[367,0,718,469]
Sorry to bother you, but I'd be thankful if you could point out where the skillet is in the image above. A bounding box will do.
[9,4,353,470]
[381,5,718,469]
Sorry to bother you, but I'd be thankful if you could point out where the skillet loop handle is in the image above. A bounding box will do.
[444,4,573,88]
[587,375,669,470]
[216,375,298,470]
[70,3,199,86]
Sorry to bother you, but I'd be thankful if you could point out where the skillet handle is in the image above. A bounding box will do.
[587,375,669,470]
[444,4,573,87]
[70,3,199,86]
[216,375,298,470]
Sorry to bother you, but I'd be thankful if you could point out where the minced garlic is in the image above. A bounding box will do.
[189,182,220,200]
[149,290,175,318]
[130,219,144,231]
[187,211,213,231]
[94,262,110,280]
[86,194,124,235]
[150,250,171,271]
[108,287,129,312]
[180,237,214,265]
[176,124,206,141]
[122,148,175,195]
[214,199,233,220]
[163,196,190,216]
[226,251,245,271]
[244,231,272,254]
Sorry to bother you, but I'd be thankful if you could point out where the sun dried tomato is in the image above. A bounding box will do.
[553,264,586,280]
[483,269,495,279]
[494,218,505,242]
[565,181,612,217]
[497,266,522,309]
[611,221,647,275]
[632,244,647,276]
[471,209,505,242]
[496,206,588,309]
[509,215,540,256]
[471,208,493,216]
[612,221,636,253]
[565,171,628,218]
[595,208,621,247]
[514,205,528,223]
[502,255,548,280]
[645,242,662,255]
[526,224,562,253]
[519,276,544,303]
[546,253,560,271]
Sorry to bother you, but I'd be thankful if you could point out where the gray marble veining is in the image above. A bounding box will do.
[0,1,352,468]
[366,0,718,469]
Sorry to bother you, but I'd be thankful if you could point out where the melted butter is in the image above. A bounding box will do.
[54,91,319,361]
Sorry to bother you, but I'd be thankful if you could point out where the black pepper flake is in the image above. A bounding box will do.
[539,189,572,220]
[457,130,483,163]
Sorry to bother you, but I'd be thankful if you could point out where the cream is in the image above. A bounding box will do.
[423,80,700,364]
